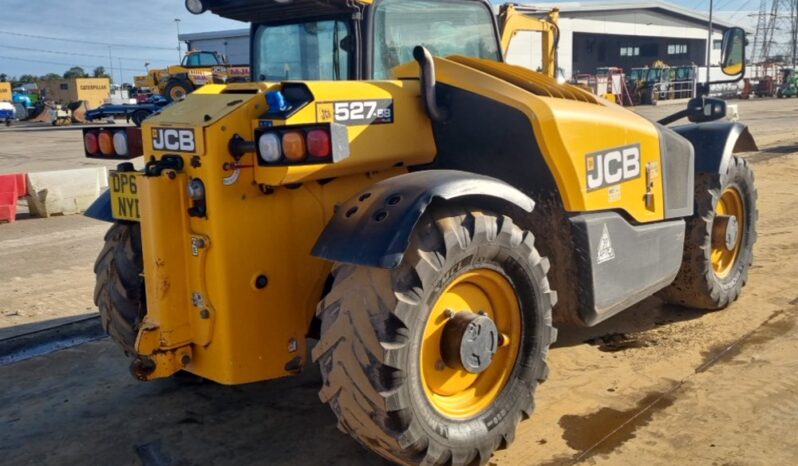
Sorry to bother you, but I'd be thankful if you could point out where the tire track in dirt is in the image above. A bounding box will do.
[588,307,798,465]
[512,305,796,466]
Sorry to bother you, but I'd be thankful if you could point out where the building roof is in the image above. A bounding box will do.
[179,28,249,42]
[516,0,737,30]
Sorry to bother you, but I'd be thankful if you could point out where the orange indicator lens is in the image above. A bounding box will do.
[282,131,306,162]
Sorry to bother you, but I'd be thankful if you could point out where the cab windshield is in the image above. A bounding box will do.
[253,19,351,81]
[373,0,500,79]
[183,52,221,67]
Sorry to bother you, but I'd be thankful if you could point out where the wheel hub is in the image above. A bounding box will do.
[712,214,739,251]
[711,187,745,278]
[441,311,499,373]
[420,269,521,418]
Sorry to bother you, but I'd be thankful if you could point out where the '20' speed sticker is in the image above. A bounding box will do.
[316,99,394,125]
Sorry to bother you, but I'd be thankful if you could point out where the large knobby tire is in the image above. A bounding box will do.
[94,222,146,355]
[163,79,193,102]
[659,156,757,309]
[312,206,557,465]
[131,109,150,127]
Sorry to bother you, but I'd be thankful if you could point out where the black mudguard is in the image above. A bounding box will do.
[673,121,757,175]
[312,170,535,268]
[84,190,114,222]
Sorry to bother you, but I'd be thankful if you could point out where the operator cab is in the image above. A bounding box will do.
[181,51,224,67]
[189,0,502,81]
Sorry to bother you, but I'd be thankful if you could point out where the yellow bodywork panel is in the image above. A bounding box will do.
[251,80,437,186]
[135,86,416,383]
[394,57,666,222]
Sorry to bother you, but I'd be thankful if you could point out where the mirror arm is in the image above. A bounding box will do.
[657,109,690,126]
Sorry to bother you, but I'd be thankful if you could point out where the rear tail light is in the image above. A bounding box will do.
[112,131,129,156]
[84,132,99,155]
[281,131,306,162]
[98,130,114,156]
[257,133,282,163]
[255,123,349,166]
[83,127,143,159]
[307,129,331,158]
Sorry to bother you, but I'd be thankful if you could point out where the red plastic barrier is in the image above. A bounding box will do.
[0,172,27,222]
[0,191,16,223]
[14,173,26,197]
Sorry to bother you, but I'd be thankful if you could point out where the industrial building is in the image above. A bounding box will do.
[178,1,733,81]
[179,29,250,65]
[509,1,733,80]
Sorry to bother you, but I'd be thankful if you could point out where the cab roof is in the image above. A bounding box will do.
[206,0,372,23]
[205,0,492,23]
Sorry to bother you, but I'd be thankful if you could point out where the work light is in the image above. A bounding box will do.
[185,0,207,14]
[82,128,143,159]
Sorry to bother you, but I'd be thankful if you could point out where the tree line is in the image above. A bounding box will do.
[0,66,112,87]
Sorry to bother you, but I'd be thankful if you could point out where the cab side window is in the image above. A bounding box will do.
[373,0,500,79]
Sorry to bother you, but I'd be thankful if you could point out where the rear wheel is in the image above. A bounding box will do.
[94,222,145,355]
[659,156,757,309]
[313,207,557,465]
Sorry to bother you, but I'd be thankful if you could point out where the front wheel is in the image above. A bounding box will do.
[313,207,557,465]
[659,156,757,309]
[163,79,193,102]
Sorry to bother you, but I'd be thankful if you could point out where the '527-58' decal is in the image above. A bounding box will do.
[316,99,394,125]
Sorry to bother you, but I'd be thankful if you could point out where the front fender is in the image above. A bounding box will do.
[84,190,114,222]
[673,121,758,174]
[312,170,535,269]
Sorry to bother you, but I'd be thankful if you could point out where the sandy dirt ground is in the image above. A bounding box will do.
[0,99,797,465]
[0,122,142,174]
[0,215,107,338]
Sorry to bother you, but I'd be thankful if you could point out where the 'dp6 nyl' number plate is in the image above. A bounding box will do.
[109,171,140,221]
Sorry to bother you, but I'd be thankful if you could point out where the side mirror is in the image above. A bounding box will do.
[720,27,746,77]
[687,96,726,123]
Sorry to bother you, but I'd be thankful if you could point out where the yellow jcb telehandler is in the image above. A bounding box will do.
[82,0,756,464]
[134,49,250,102]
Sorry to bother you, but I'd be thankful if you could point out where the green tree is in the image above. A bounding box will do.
[16,74,37,84]
[63,66,88,79]
[0,73,8,82]
[41,73,62,81]
[93,66,109,78]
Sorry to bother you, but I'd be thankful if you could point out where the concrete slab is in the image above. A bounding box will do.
[25,167,108,217]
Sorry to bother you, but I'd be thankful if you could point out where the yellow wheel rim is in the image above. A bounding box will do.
[711,187,745,278]
[170,86,186,100]
[420,269,522,419]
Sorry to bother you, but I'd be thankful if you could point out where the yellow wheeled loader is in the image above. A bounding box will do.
[82,1,756,464]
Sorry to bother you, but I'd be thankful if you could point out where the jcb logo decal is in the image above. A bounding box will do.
[586,144,641,191]
[152,128,196,152]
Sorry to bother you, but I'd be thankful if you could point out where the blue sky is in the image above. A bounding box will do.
[0,0,756,83]
[0,0,244,82]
